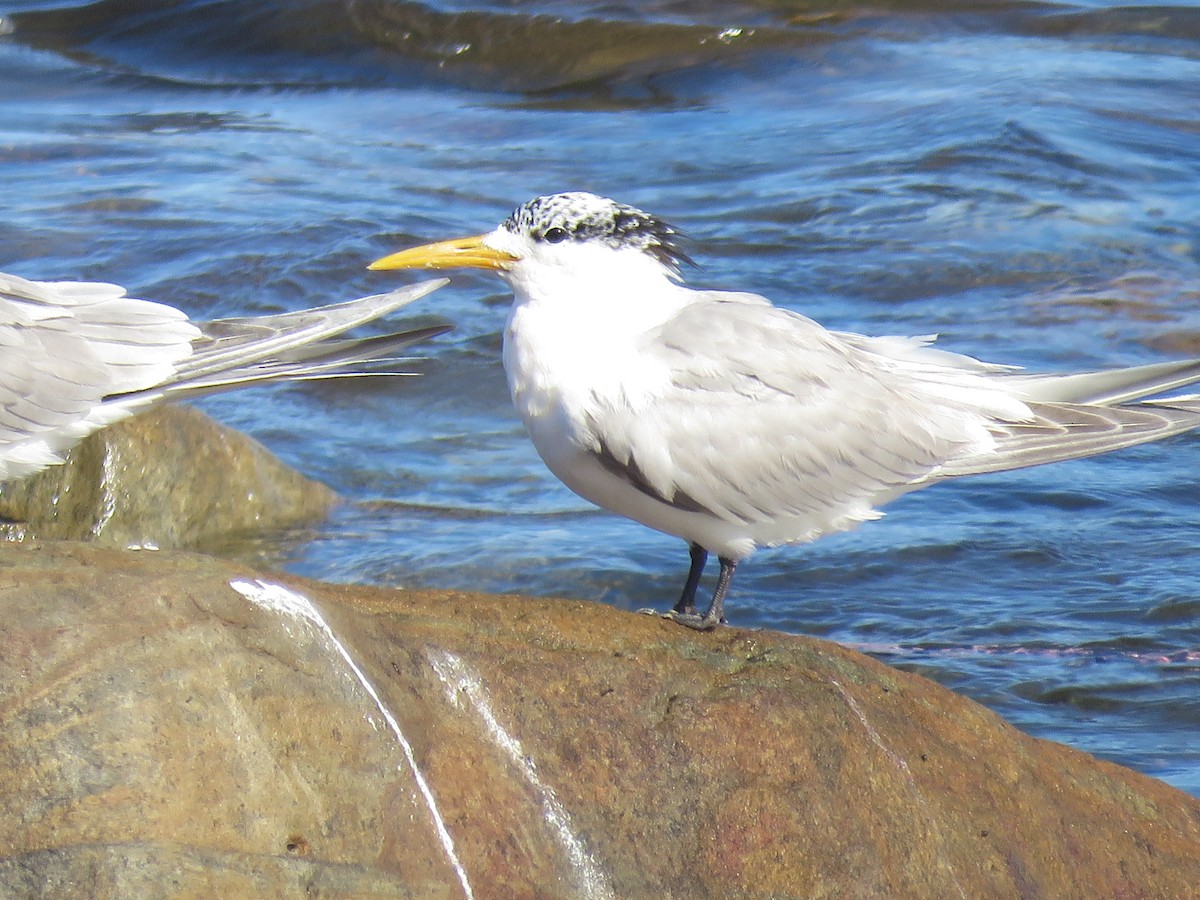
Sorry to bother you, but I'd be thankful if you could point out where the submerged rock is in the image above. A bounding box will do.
[1,542,1198,897]
[0,406,335,549]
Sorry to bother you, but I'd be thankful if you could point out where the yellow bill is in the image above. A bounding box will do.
[369,234,517,272]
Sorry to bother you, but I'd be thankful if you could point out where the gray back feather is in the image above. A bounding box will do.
[580,296,994,533]
[576,290,1200,537]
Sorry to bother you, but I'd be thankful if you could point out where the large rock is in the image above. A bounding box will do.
[0,406,335,549]
[2,542,1199,897]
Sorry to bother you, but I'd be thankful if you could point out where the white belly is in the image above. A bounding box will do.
[502,303,758,559]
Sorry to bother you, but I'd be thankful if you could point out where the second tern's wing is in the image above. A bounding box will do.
[0,273,200,479]
[0,274,450,481]
[152,280,449,398]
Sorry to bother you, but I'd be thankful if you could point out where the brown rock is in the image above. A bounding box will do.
[1,542,1198,897]
[0,406,335,549]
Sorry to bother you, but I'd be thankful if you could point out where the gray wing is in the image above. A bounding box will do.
[835,334,1200,477]
[1008,358,1200,405]
[582,293,1200,521]
[0,275,201,471]
[139,280,450,400]
[937,397,1200,477]
[831,328,1200,476]
[580,296,989,532]
[0,273,448,481]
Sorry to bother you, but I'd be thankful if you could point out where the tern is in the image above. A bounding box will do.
[0,271,448,482]
[371,191,1200,630]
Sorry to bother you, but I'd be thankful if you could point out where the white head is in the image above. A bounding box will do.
[369,192,692,305]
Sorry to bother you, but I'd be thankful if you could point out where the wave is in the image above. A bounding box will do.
[6,0,1200,95]
[345,0,813,94]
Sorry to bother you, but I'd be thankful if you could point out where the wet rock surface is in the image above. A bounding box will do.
[2,542,1199,898]
[0,406,336,549]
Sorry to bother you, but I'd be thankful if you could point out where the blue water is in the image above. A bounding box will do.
[3,0,1200,794]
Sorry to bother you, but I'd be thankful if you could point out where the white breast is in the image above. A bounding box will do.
[502,296,662,456]
[501,291,755,558]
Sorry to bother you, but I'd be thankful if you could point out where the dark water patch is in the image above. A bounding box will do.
[1016,680,1135,712]
[346,0,823,99]
[7,0,403,87]
[58,195,163,214]
[915,122,1128,194]
[1144,329,1200,356]
[104,110,286,134]
[3,0,836,99]
[10,0,1200,94]
[768,0,1200,58]
[1027,273,1187,326]
[1146,596,1200,624]
[1023,4,1200,49]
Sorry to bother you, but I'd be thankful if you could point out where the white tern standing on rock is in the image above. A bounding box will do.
[370,191,1200,630]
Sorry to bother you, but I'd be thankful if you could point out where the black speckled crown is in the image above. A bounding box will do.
[502,192,692,272]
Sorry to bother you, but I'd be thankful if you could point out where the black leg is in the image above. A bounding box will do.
[673,542,708,615]
[668,554,738,632]
[701,557,738,627]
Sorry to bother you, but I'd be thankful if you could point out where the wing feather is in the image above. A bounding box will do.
[938,401,1200,477]
[580,297,993,536]
[0,276,199,462]
[0,272,448,481]
[574,291,1200,546]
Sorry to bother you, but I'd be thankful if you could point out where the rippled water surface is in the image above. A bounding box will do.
[3,0,1199,793]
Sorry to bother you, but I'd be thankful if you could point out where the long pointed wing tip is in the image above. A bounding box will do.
[400,276,451,298]
[368,276,451,311]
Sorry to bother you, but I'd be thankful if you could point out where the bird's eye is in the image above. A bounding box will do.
[542,226,569,244]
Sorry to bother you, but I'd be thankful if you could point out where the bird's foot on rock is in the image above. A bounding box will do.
[637,607,724,631]
[664,610,722,631]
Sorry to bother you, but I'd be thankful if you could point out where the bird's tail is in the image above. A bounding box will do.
[1007,357,1200,406]
[938,358,1200,478]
